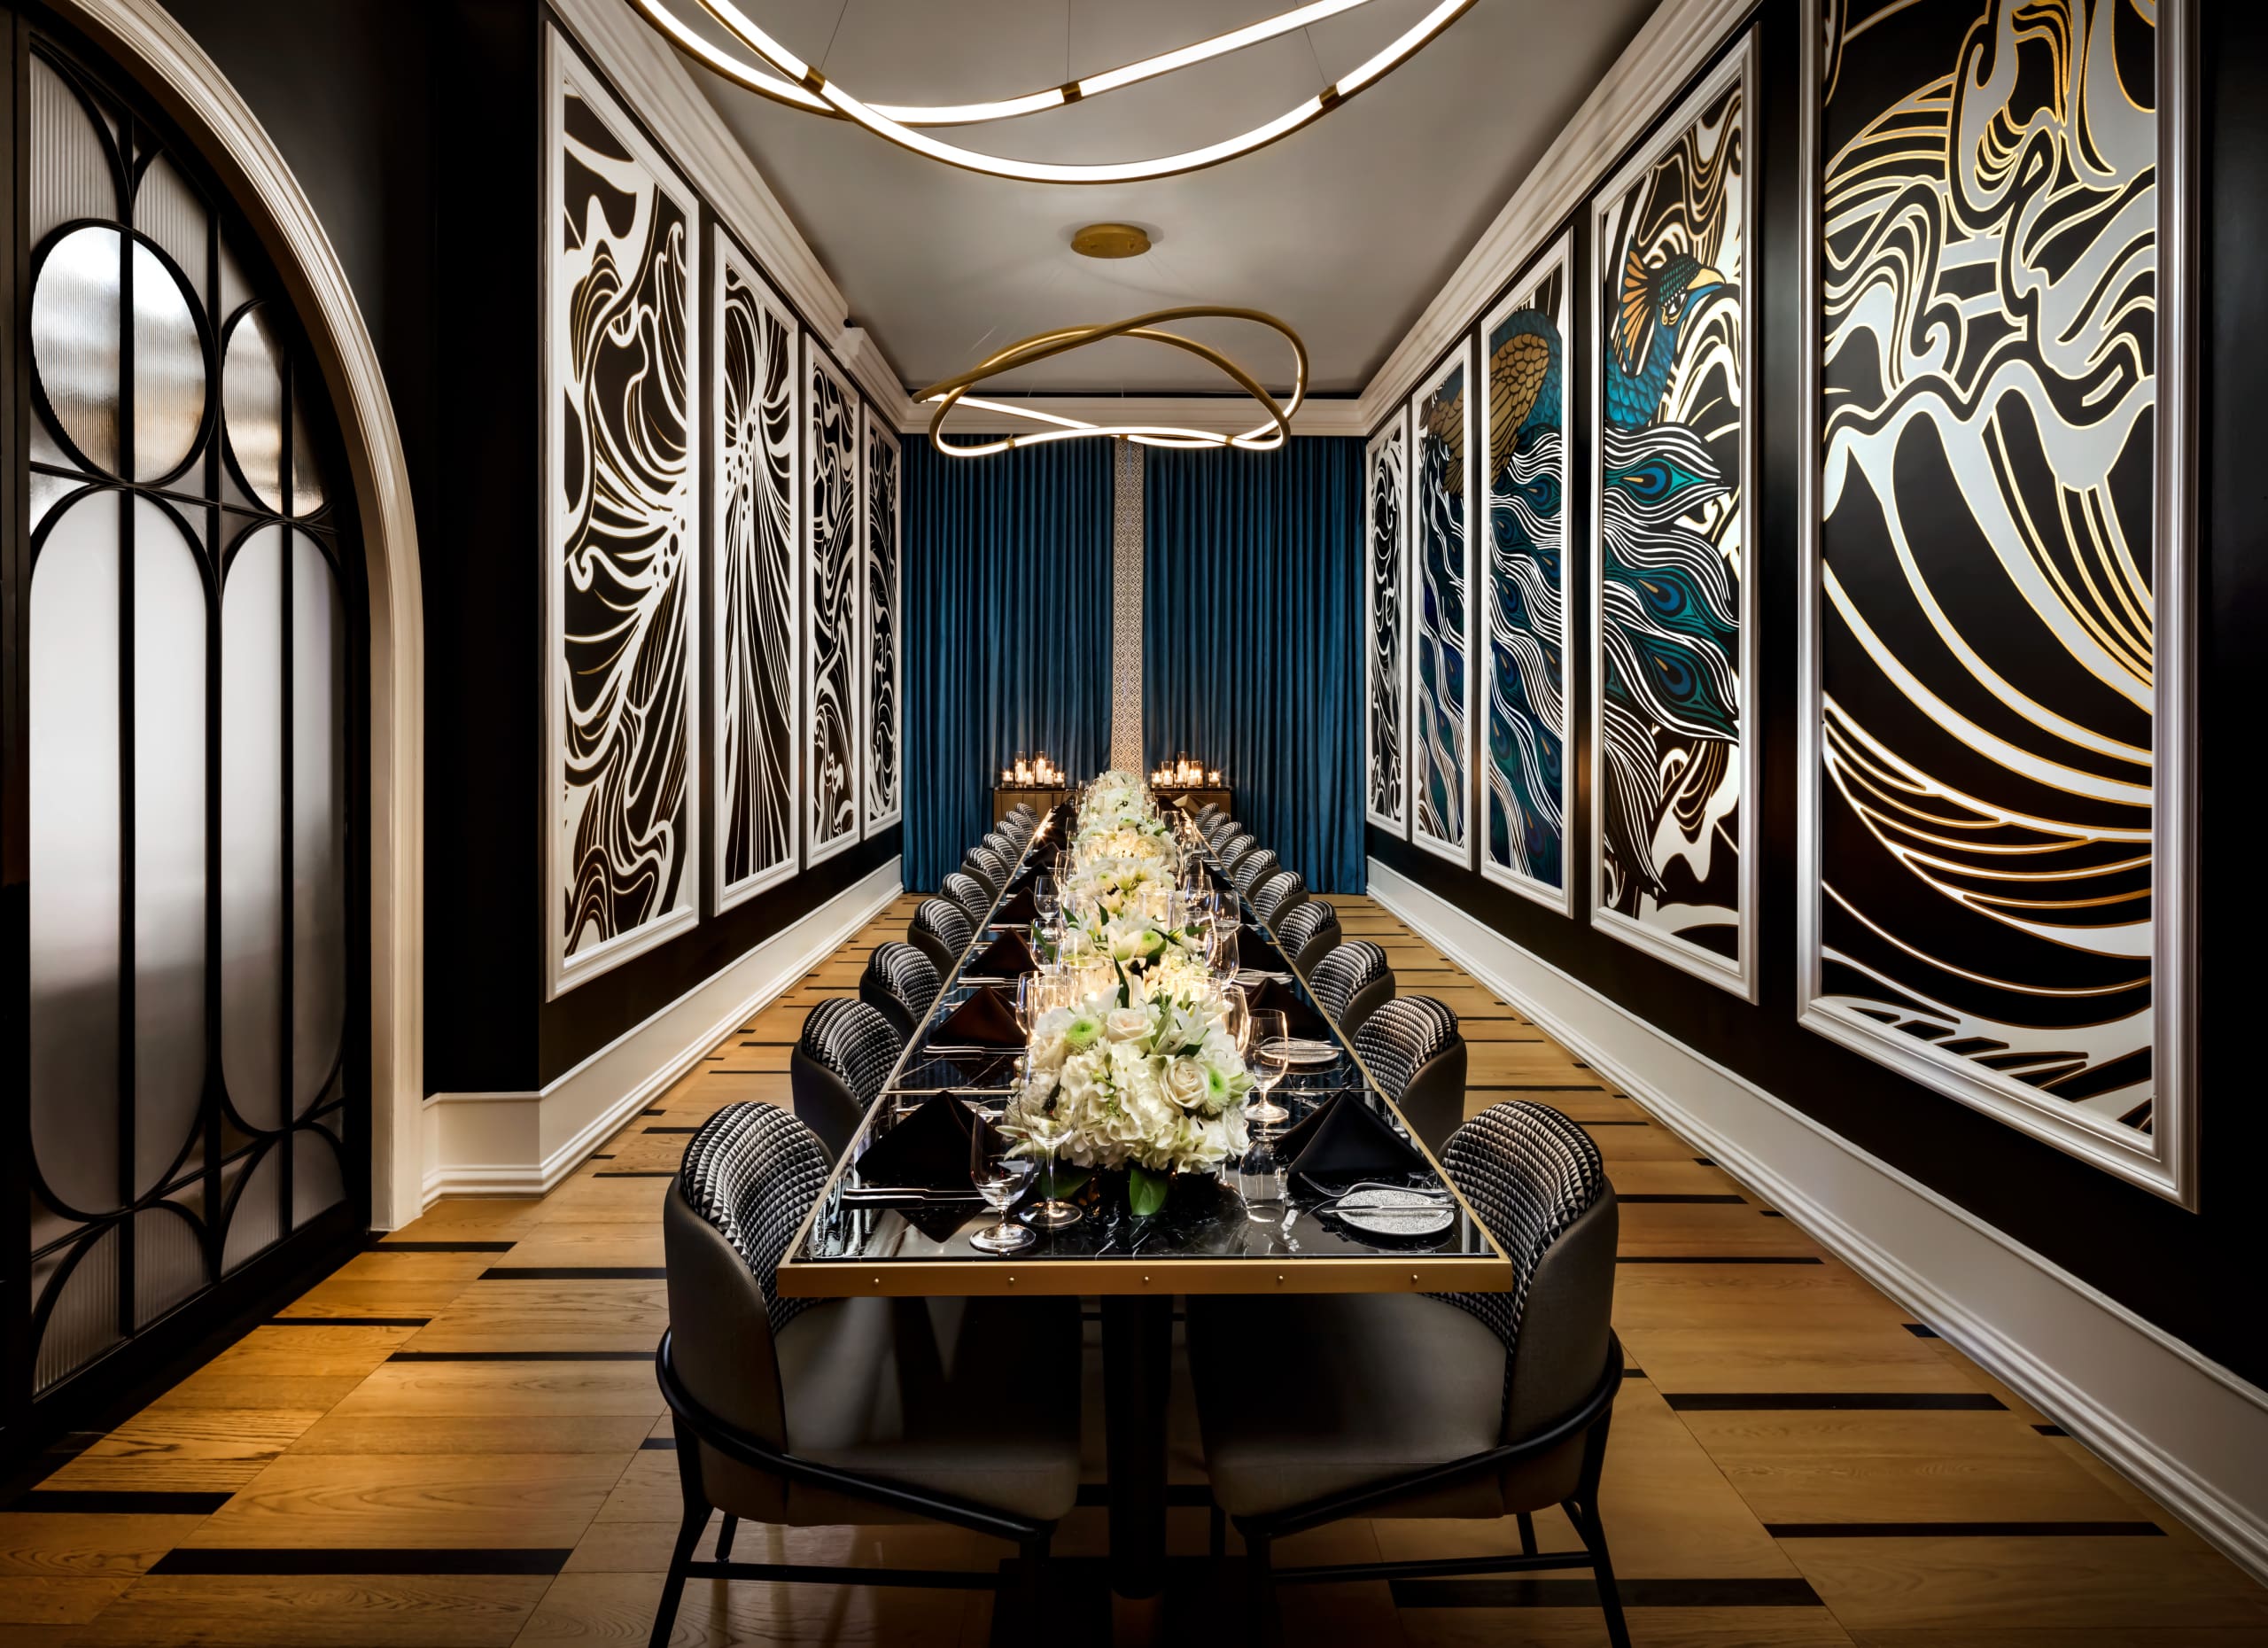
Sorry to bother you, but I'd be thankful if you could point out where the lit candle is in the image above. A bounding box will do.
[1208,769,1221,786]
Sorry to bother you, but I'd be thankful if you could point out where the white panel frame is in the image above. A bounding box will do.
[711,235,801,913]
[860,408,904,836]
[1363,416,1410,836]
[1793,2,2198,1207]
[1586,33,1758,1001]
[543,25,701,999]
[803,336,863,867]
[1477,229,1576,915]
[1406,343,1477,868]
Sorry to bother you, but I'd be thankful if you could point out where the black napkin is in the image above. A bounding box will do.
[933,984,1024,1048]
[853,1092,976,1191]
[967,929,1037,979]
[1247,976,1329,1040]
[993,885,1038,924]
[1274,1092,1428,1181]
[1241,926,1292,976]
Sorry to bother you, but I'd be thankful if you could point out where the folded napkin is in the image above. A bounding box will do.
[1247,976,1330,1040]
[1275,1092,1427,1182]
[967,929,1037,979]
[852,1092,977,1193]
[932,984,1024,1048]
[992,885,1038,925]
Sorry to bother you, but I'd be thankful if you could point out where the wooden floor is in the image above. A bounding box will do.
[5,892,2264,1646]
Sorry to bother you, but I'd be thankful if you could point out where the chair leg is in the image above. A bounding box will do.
[649,1499,706,1648]
[1568,1497,1632,1648]
[1209,1501,1227,1559]
[1516,1510,1537,1556]
[714,1513,738,1562]
[1014,1532,1049,1632]
[1243,1528,1280,1648]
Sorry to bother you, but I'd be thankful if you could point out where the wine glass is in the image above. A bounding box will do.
[1021,1091,1083,1230]
[1209,916,1241,981]
[1239,1130,1288,1226]
[1246,1007,1290,1126]
[1035,875,1061,931]
[968,1117,1037,1253]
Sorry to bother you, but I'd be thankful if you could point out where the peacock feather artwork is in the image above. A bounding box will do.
[1480,243,1571,903]
[1590,50,1751,984]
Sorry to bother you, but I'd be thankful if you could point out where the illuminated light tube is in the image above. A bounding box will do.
[913,307,1308,459]
[626,0,1473,180]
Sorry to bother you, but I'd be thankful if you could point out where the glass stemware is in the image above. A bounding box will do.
[1020,1095,1083,1230]
[1239,1130,1288,1226]
[968,1116,1037,1253]
[1247,1007,1290,1126]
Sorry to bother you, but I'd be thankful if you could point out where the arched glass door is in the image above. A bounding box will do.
[5,17,366,1434]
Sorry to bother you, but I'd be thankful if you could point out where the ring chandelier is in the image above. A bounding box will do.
[913,307,1307,458]
[628,0,1475,183]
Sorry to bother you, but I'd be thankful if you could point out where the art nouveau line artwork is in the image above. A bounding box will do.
[712,241,798,911]
[1589,37,1754,995]
[804,341,861,864]
[1410,353,1473,866]
[546,35,699,994]
[863,409,903,836]
[1480,234,1573,910]
[1364,418,1408,833]
[1803,0,2193,1200]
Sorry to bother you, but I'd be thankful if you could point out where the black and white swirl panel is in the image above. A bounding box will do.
[862,408,903,835]
[712,238,799,909]
[545,31,700,996]
[1364,418,1408,835]
[804,341,862,863]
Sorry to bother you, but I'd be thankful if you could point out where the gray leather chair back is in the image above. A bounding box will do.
[908,898,973,975]
[860,941,940,1037]
[789,999,903,1157]
[1308,939,1394,1036]
[1355,995,1466,1152]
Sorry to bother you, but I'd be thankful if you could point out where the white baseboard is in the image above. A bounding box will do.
[1369,856,2268,1586]
[416,859,903,1210]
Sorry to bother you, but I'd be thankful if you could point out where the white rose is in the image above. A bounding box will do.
[1162,1055,1210,1111]
[1104,1007,1151,1043]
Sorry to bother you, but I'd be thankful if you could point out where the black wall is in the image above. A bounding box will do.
[1372,0,2267,1391]
[166,0,899,1096]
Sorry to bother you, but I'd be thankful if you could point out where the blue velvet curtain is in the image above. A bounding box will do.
[1143,439,1365,892]
[903,440,1114,890]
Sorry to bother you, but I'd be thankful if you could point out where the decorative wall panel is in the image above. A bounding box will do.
[1363,419,1408,833]
[1410,353,1474,865]
[1479,232,1573,911]
[711,239,797,910]
[545,31,699,994]
[1588,36,1756,997]
[862,408,903,835]
[1801,0,2194,1200]
[804,340,861,864]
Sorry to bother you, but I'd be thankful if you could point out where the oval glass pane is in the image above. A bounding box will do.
[31,223,122,473]
[222,305,325,515]
[221,525,285,1131]
[30,491,123,1217]
[131,237,208,481]
[134,499,209,1196]
[293,535,347,1113]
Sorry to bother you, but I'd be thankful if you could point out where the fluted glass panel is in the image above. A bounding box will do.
[130,238,207,481]
[222,307,323,516]
[291,1126,346,1229]
[134,1208,206,1329]
[220,1145,281,1274]
[28,54,116,248]
[33,1230,120,1394]
[292,536,346,1111]
[221,526,284,1131]
[32,225,121,474]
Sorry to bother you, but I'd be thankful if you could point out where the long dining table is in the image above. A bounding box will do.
[774,806,1509,1636]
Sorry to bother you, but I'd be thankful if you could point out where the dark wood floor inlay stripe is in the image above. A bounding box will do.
[1663,1391,2008,1411]
[643,1126,700,1134]
[150,1548,576,1576]
[9,1489,236,1514]
[2034,1423,2070,1437]
[1616,1255,1822,1265]
[368,1240,517,1253]
[1392,1575,1825,1609]
[388,1349,652,1363]
[478,1266,668,1280]
[594,1170,679,1178]
[1902,1322,1942,1338]
[1619,1194,1745,1204]
[641,1436,677,1450]
[268,1316,432,1327]
[1766,1521,2163,1539]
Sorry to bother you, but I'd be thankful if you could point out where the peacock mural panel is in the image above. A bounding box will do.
[1809,0,2165,1141]
[1591,49,1750,983]
[1481,243,1571,903]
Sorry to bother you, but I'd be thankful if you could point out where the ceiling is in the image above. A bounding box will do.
[683,0,1661,398]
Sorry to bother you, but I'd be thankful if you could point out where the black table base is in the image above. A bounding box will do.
[1100,1294,1177,1605]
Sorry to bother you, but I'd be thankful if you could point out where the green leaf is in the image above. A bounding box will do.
[1128,1164,1169,1218]
[1040,1164,1090,1199]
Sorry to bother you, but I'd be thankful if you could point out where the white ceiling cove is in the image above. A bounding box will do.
[683,0,1662,397]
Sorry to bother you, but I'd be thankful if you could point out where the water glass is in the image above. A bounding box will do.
[968,1118,1037,1253]
[1247,1007,1290,1126]
[1239,1131,1288,1226]
[1021,1101,1083,1230]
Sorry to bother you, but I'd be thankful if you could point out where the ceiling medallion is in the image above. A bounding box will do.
[913,307,1308,459]
[1070,222,1153,260]
[629,0,1474,183]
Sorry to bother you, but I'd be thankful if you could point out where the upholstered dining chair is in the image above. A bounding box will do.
[859,942,940,1038]
[907,898,974,976]
[1231,848,1279,897]
[1272,900,1342,976]
[788,999,903,1157]
[654,1102,1082,1648]
[965,845,1011,898]
[1216,832,1256,875]
[1354,995,1467,1152]
[981,828,1018,861]
[1252,869,1308,926]
[1195,802,1223,829]
[1307,940,1394,1038]
[942,870,993,929]
[1185,1101,1627,1647]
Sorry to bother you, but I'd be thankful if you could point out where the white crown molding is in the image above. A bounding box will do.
[58,0,431,1231]
[1370,858,2268,1587]
[423,859,903,1203]
[1353,0,1754,432]
[550,0,918,427]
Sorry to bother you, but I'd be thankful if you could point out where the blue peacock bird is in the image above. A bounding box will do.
[1596,245,1743,914]
[1484,304,1567,888]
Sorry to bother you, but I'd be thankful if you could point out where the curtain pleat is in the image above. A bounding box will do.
[903,440,1114,890]
[1142,439,1365,892]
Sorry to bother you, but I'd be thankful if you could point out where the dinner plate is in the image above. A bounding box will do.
[1267,1037,1341,1068]
[1329,1185,1454,1239]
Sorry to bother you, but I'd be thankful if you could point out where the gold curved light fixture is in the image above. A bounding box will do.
[914,307,1307,458]
[627,0,1475,183]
